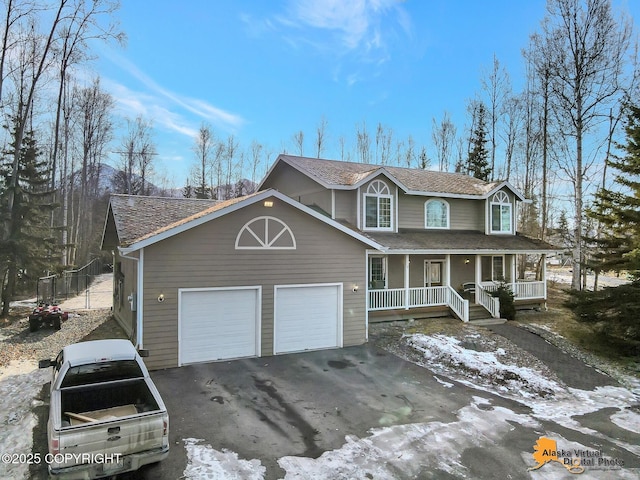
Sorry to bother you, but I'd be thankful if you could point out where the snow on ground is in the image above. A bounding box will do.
[0,367,48,480]
[183,438,266,480]
[2,329,638,479]
[279,396,541,479]
[407,333,561,398]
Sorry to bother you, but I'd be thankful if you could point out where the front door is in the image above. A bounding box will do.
[424,261,443,287]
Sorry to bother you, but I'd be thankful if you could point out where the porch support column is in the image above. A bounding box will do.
[475,254,481,304]
[445,254,451,286]
[404,254,410,310]
[542,254,547,307]
[510,254,517,290]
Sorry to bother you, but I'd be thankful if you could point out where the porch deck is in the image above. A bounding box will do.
[367,281,546,323]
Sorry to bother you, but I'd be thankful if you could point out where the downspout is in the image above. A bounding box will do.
[118,247,144,349]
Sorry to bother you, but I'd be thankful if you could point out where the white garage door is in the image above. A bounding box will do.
[274,283,342,354]
[179,287,260,365]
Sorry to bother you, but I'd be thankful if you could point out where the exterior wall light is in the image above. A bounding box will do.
[264,200,274,207]
[353,285,359,292]
[465,258,470,264]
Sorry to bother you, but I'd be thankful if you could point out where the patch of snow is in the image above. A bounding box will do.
[405,333,640,458]
[433,375,453,388]
[611,409,640,434]
[0,359,38,381]
[182,438,265,480]
[278,397,538,479]
[0,367,48,480]
[407,333,561,397]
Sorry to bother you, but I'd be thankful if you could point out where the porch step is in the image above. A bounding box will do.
[468,304,492,321]
[468,318,507,326]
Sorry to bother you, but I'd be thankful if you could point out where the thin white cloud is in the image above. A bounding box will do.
[102,50,244,135]
[100,77,198,138]
[279,0,412,57]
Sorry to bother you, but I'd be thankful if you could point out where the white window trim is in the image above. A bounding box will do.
[490,191,513,234]
[235,216,296,250]
[368,255,388,289]
[424,199,450,230]
[363,180,394,232]
[492,255,505,281]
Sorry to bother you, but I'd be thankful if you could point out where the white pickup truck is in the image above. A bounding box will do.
[39,339,169,479]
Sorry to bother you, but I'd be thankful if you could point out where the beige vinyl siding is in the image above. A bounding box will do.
[334,190,356,224]
[299,190,331,215]
[261,162,325,197]
[112,251,137,339]
[141,198,367,370]
[451,255,475,290]
[398,194,484,230]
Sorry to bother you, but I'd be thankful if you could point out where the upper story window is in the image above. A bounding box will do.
[425,199,449,229]
[364,180,393,231]
[490,191,512,233]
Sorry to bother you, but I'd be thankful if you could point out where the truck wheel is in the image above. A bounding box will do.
[53,315,61,330]
[29,317,39,332]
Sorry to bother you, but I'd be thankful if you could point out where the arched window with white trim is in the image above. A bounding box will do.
[235,216,296,249]
[425,199,449,229]
[363,180,393,231]
[490,191,512,233]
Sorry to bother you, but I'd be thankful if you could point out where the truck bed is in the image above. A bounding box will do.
[60,378,159,427]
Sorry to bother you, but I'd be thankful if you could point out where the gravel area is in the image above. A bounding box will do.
[0,308,115,373]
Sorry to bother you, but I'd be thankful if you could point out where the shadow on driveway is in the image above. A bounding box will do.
[145,344,534,479]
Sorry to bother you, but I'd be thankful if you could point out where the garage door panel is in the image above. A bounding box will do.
[180,288,259,364]
[275,284,341,354]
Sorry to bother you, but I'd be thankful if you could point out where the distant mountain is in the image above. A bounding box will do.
[89,163,257,199]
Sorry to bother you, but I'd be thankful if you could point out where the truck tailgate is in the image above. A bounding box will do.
[54,410,166,469]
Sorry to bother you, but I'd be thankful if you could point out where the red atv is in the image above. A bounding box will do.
[29,304,69,332]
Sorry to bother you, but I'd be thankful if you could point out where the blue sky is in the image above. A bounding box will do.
[89,0,639,187]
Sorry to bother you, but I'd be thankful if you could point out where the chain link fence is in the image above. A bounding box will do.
[36,259,112,308]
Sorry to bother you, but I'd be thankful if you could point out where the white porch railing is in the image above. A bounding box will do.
[512,281,545,299]
[368,288,406,310]
[408,286,448,306]
[447,287,469,323]
[479,281,546,300]
[368,286,469,322]
[476,284,500,318]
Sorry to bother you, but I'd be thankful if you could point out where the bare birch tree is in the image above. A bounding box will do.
[191,123,214,198]
[537,0,633,289]
[315,115,327,158]
[481,54,511,180]
[431,111,456,172]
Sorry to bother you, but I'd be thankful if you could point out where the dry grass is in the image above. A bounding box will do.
[513,282,639,370]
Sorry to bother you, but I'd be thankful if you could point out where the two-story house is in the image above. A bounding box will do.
[101,154,555,370]
[260,155,555,322]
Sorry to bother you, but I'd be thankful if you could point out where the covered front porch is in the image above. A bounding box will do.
[367,252,548,323]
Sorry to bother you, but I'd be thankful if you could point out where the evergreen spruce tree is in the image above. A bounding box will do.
[589,104,640,277]
[467,103,491,181]
[565,104,640,353]
[0,126,57,315]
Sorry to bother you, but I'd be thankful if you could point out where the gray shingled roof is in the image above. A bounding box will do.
[361,229,557,252]
[108,194,220,247]
[277,155,504,197]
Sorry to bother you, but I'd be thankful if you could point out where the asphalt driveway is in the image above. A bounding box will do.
[139,344,543,479]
